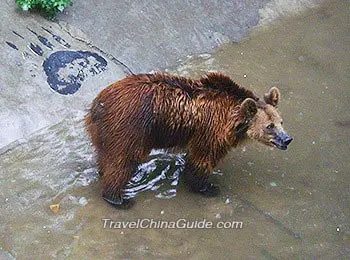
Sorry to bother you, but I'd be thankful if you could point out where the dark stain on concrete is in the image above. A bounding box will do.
[28,43,44,56]
[27,27,54,50]
[42,27,71,48]
[6,41,18,50]
[12,30,24,39]
[43,50,107,95]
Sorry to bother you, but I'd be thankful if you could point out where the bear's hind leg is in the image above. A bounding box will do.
[99,157,137,210]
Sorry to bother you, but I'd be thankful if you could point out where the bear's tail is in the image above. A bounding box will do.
[85,99,103,150]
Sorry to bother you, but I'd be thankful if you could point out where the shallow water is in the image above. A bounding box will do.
[1,1,349,259]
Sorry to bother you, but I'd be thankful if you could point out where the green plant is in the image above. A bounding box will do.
[16,0,73,19]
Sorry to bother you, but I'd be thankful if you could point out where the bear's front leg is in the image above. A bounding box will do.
[183,155,220,197]
[102,187,134,210]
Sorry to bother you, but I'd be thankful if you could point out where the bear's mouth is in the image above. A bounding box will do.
[271,140,288,150]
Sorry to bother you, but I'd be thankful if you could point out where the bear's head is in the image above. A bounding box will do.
[239,87,293,150]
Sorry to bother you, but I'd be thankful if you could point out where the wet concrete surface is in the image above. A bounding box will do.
[0,2,127,147]
[59,0,325,73]
[1,0,349,259]
[59,0,271,73]
[0,0,321,148]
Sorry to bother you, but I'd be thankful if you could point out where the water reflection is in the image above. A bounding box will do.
[125,152,184,199]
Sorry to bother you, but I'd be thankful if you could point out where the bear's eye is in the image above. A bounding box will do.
[266,123,275,129]
[281,121,284,125]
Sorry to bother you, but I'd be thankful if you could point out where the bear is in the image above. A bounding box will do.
[85,72,293,209]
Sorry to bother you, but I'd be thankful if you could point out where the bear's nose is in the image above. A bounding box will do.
[283,136,293,145]
[278,131,293,146]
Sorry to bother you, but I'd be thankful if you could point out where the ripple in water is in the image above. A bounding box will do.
[124,151,185,199]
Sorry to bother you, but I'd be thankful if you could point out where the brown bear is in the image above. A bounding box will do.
[85,72,292,209]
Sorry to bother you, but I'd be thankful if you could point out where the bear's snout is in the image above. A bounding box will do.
[272,131,293,150]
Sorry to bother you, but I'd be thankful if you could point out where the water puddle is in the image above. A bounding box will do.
[125,151,184,200]
[1,1,349,258]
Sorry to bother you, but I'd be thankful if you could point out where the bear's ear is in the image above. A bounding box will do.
[264,87,280,107]
[241,98,257,120]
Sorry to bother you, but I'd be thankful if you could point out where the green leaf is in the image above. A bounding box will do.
[57,5,64,11]
[15,0,72,18]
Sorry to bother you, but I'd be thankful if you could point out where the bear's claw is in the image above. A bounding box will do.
[103,195,135,210]
[199,183,220,197]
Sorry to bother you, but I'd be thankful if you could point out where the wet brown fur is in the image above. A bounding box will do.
[85,72,264,201]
